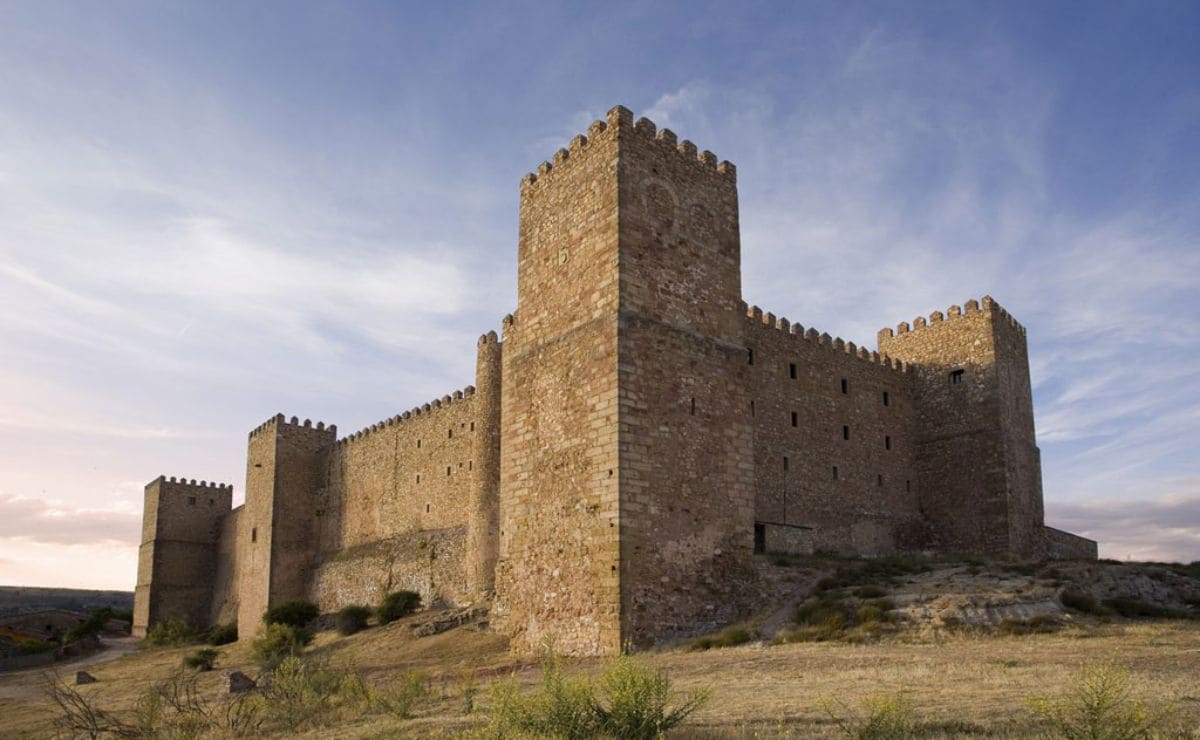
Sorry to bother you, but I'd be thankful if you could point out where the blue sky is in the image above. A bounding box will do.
[0,1,1197,588]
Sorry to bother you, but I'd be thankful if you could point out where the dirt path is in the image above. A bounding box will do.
[0,636,139,701]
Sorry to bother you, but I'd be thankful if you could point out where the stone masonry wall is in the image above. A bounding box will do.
[313,387,480,610]
[613,108,757,646]
[133,477,231,637]
[208,505,242,627]
[877,298,1040,557]
[1045,526,1099,560]
[494,108,623,655]
[743,308,921,555]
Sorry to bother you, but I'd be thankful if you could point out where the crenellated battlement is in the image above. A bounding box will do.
[742,302,909,373]
[336,385,477,446]
[520,105,736,190]
[156,475,233,491]
[877,295,1027,342]
[478,330,500,347]
[248,413,336,440]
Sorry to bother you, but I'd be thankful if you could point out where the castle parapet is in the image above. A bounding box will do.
[336,385,479,446]
[520,105,736,191]
[743,303,908,373]
[877,295,1026,346]
[248,412,336,440]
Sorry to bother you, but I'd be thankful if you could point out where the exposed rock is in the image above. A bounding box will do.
[410,606,489,637]
[75,671,96,685]
[226,670,256,694]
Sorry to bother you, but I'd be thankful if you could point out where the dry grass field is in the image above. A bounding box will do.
[2,558,1198,738]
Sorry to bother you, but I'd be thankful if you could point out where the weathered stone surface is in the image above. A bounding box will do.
[132,103,1094,657]
[75,671,96,685]
[226,670,256,694]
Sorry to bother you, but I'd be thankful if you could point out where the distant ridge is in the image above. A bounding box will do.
[0,586,132,617]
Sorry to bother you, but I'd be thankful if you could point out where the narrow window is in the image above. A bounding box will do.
[832,466,839,480]
[468,460,473,471]
[750,400,756,417]
[791,411,798,427]
[783,456,789,471]
[748,348,754,365]
[841,378,848,394]
[754,523,766,554]
[885,435,892,450]
[470,422,475,432]
[843,425,850,440]
[448,428,453,439]
[425,503,431,513]
[789,362,797,379]
[883,391,890,406]
[416,474,421,484]
[877,474,884,487]
[446,466,452,476]
[950,369,965,384]
[417,439,421,448]
[690,397,696,415]
[251,527,257,543]
[906,480,911,493]
[209,498,214,506]
[187,496,196,506]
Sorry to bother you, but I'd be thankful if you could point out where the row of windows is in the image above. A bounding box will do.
[749,350,896,405]
[415,422,477,448]
[185,496,215,507]
[779,460,912,491]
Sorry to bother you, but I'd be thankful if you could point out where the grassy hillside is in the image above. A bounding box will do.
[1,558,1196,738]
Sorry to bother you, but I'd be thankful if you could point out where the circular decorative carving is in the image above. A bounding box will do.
[643,181,677,237]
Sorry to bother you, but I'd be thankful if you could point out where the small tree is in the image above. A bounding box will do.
[252,623,314,669]
[377,591,422,625]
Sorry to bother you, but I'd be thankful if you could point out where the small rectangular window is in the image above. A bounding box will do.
[791,412,798,427]
[417,439,421,448]
[843,425,850,440]
[468,460,473,471]
[783,456,789,471]
[885,435,892,450]
[877,474,884,487]
[690,397,696,416]
[425,503,431,513]
[841,378,848,394]
[416,474,421,484]
[883,391,890,406]
[750,400,756,417]
[470,422,475,431]
[187,496,196,506]
[789,362,797,379]
[950,369,965,384]
[832,466,839,480]
[748,348,755,365]
[251,527,257,543]
[448,428,453,438]
[446,466,452,476]
[906,480,911,493]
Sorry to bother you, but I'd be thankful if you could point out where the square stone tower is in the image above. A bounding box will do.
[494,106,755,654]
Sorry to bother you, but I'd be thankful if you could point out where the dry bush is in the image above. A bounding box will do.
[822,692,916,740]
[1028,662,1179,740]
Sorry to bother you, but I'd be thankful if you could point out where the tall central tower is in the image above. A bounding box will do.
[494,106,755,654]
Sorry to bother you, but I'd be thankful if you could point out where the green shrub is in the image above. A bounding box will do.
[251,623,314,669]
[490,652,600,738]
[1029,662,1177,739]
[144,618,198,647]
[377,591,422,625]
[689,626,753,651]
[857,605,885,624]
[823,692,916,740]
[65,607,113,645]
[335,605,372,636]
[205,622,238,645]
[595,654,711,738]
[489,650,709,739]
[1060,589,1102,614]
[182,648,219,671]
[263,600,320,628]
[261,656,371,732]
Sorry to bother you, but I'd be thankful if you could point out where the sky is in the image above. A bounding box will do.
[0,1,1197,589]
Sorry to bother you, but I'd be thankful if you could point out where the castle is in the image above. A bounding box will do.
[133,105,1097,655]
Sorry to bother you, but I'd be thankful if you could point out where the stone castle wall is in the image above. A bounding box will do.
[743,309,922,555]
[134,104,1094,654]
[133,477,232,637]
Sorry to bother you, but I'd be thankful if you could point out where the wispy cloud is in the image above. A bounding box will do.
[1047,489,1200,563]
[0,495,141,547]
